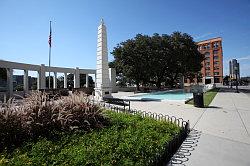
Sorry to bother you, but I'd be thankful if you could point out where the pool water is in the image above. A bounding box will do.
[130,90,193,101]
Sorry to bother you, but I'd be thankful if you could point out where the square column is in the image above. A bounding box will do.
[53,72,57,89]
[86,74,89,87]
[6,68,13,97]
[64,73,67,88]
[109,68,117,92]
[37,64,46,89]
[23,70,29,93]
[211,77,215,84]
[74,67,80,88]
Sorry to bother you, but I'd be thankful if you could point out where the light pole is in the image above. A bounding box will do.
[234,66,239,93]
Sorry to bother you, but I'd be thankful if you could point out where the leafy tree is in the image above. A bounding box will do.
[88,76,94,87]
[149,33,171,88]
[0,68,7,80]
[111,32,204,89]
[168,32,204,86]
[57,76,64,88]
[46,76,54,89]
[67,74,74,89]
[111,34,152,90]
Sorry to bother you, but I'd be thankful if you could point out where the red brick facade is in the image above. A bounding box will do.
[197,37,223,84]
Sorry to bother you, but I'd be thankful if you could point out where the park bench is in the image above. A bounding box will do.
[103,97,130,111]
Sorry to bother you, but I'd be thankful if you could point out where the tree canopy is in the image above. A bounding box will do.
[111,32,204,89]
[0,68,7,80]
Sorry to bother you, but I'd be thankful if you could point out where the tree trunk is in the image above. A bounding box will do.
[136,82,140,91]
[156,79,161,89]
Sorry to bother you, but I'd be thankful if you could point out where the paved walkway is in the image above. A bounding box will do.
[113,86,250,165]
[183,87,250,166]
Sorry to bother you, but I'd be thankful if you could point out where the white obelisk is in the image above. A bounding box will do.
[95,19,112,99]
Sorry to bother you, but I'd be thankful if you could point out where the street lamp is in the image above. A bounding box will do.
[234,66,239,93]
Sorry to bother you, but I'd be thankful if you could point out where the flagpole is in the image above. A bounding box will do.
[48,21,52,89]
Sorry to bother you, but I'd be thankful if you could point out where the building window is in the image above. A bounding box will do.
[213,42,219,48]
[214,66,219,70]
[205,57,210,61]
[206,72,210,76]
[205,52,210,57]
[205,67,210,70]
[214,77,220,83]
[214,61,219,65]
[203,44,210,50]
[214,72,219,76]
[213,50,218,55]
[207,44,211,49]
[214,56,219,60]
[206,62,210,66]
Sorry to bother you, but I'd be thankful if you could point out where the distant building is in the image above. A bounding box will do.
[229,59,240,80]
[184,37,223,85]
[198,37,223,84]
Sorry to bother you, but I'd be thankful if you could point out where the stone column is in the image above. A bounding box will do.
[64,73,67,88]
[95,74,96,87]
[202,77,206,84]
[38,64,46,89]
[74,67,80,88]
[85,74,89,87]
[53,72,57,89]
[23,70,29,93]
[6,68,13,97]
[211,77,215,84]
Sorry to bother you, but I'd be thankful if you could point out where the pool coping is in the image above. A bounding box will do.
[123,89,193,103]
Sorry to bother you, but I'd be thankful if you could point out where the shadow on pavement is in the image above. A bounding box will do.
[239,89,250,93]
[219,87,238,93]
[205,106,222,109]
[140,98,162,102]
[168,130,202,166]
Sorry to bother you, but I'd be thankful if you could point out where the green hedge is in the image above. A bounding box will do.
[0,111,181,166]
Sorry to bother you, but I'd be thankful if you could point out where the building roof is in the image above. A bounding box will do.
[196,37,222,45]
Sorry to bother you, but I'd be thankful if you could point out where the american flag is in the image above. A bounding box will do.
[48,22,52,47]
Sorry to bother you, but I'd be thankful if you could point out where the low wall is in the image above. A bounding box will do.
[117,87,137,92]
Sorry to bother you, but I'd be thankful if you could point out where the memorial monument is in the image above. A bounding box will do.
[95,19,112,99]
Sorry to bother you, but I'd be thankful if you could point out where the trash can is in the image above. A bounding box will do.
[193,92,204,108]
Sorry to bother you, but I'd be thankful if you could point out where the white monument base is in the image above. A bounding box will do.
[94,87,112,101]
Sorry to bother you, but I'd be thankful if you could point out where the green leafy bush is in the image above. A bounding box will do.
[1,111,181,165]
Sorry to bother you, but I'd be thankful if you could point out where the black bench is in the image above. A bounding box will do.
[103,97,130,111]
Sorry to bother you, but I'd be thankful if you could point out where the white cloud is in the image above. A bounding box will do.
[225,55,250,63]
[194,32,213,40]
[237,55,250,61]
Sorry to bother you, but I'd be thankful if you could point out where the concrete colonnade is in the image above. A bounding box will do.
[0,60,96,98]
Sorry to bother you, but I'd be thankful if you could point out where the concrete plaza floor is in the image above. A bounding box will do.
[112,86,250,165]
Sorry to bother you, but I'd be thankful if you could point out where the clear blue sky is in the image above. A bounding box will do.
[1,0,250,76]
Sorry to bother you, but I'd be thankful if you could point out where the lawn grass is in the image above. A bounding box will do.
[0,111,181,166]
[187,88,219,107]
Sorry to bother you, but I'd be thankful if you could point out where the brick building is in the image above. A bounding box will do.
[198,37,223,84]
